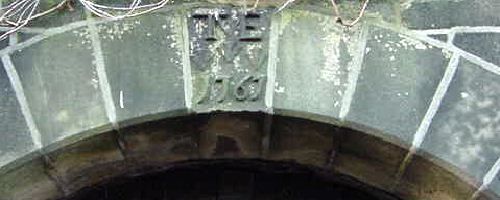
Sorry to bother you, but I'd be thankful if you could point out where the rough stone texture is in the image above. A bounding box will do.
[0,158,63,200]
[11,27,110,145]
[454,33,500,66]
[346,26,450,144]
[0,1,499,199]
[0,62,34,168]
[333,129,408,191]
[268,116,334,167]
[395,155,477,200]
[199,113,264,159]
[44,131,126,194]
[120,115,201,165]
[273,10,357,121]
[402,0,500,29]
[421,59,500,181]
[97,13,186,124]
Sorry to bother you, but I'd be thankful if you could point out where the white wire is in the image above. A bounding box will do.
[78,0,170,20]
[0,0,171,40]
[0,0,39,40]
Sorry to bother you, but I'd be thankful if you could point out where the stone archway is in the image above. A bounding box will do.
[61,159,401,200]
[0,113,486,200]
[1,1,500,200]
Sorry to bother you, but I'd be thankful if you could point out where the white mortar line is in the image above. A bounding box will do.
[2,54,42,148]
[447,30,456,46]
[393,53,460,189]
[472,157,500,199]
[0,20,93,55]
[411,53,459,148]
[180,13,193,111]
[339,23,368,120]
[374,22,500,77]
[412,29,450,35]
[86,12,118,129]
[264,14,280,112]
[412,26,500,35]
[413,34,500,76]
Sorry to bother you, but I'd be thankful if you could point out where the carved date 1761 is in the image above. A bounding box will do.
[188,8,270,106]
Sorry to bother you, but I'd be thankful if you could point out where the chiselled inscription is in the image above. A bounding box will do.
[188,8,270,108]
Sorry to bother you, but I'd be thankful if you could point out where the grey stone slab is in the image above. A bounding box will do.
[11,27,110,145]
[274,10,358,120]
[454,33,500,66]
[0,61,34,168]
[97,13,186,123]
[421,59,500,180]
[489,174,500,199]
[402,0,500,29]
[17,33,39,43]
[188,7,270,112]
[346,26,450,144]
[0,33,8,50]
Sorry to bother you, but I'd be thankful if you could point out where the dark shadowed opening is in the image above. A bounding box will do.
[61,159,402,200]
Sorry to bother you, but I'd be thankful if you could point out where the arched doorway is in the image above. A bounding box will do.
[63,160,401,200]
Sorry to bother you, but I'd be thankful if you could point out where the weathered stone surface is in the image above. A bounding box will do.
[402,0,500,29]
[421,59,500,181]
[333,128,407,191]
[273,10,357,120]
[120,116,201,164]
[454,33,500,66]
[199,113,264,158]
[346,26,450,144]
[44,131,126,194]
[395,155,477,200]
[97,13,186,124]
[0,34,8,49]
[488,175,500,200]
[0,62,34,168]
[1,2,500,199]
[0,158,63,200]
[11,27,110,145]
[268,116,334,166]
[189,7,270,112]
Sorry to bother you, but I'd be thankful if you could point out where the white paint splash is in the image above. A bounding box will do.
[119,90,124,109]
